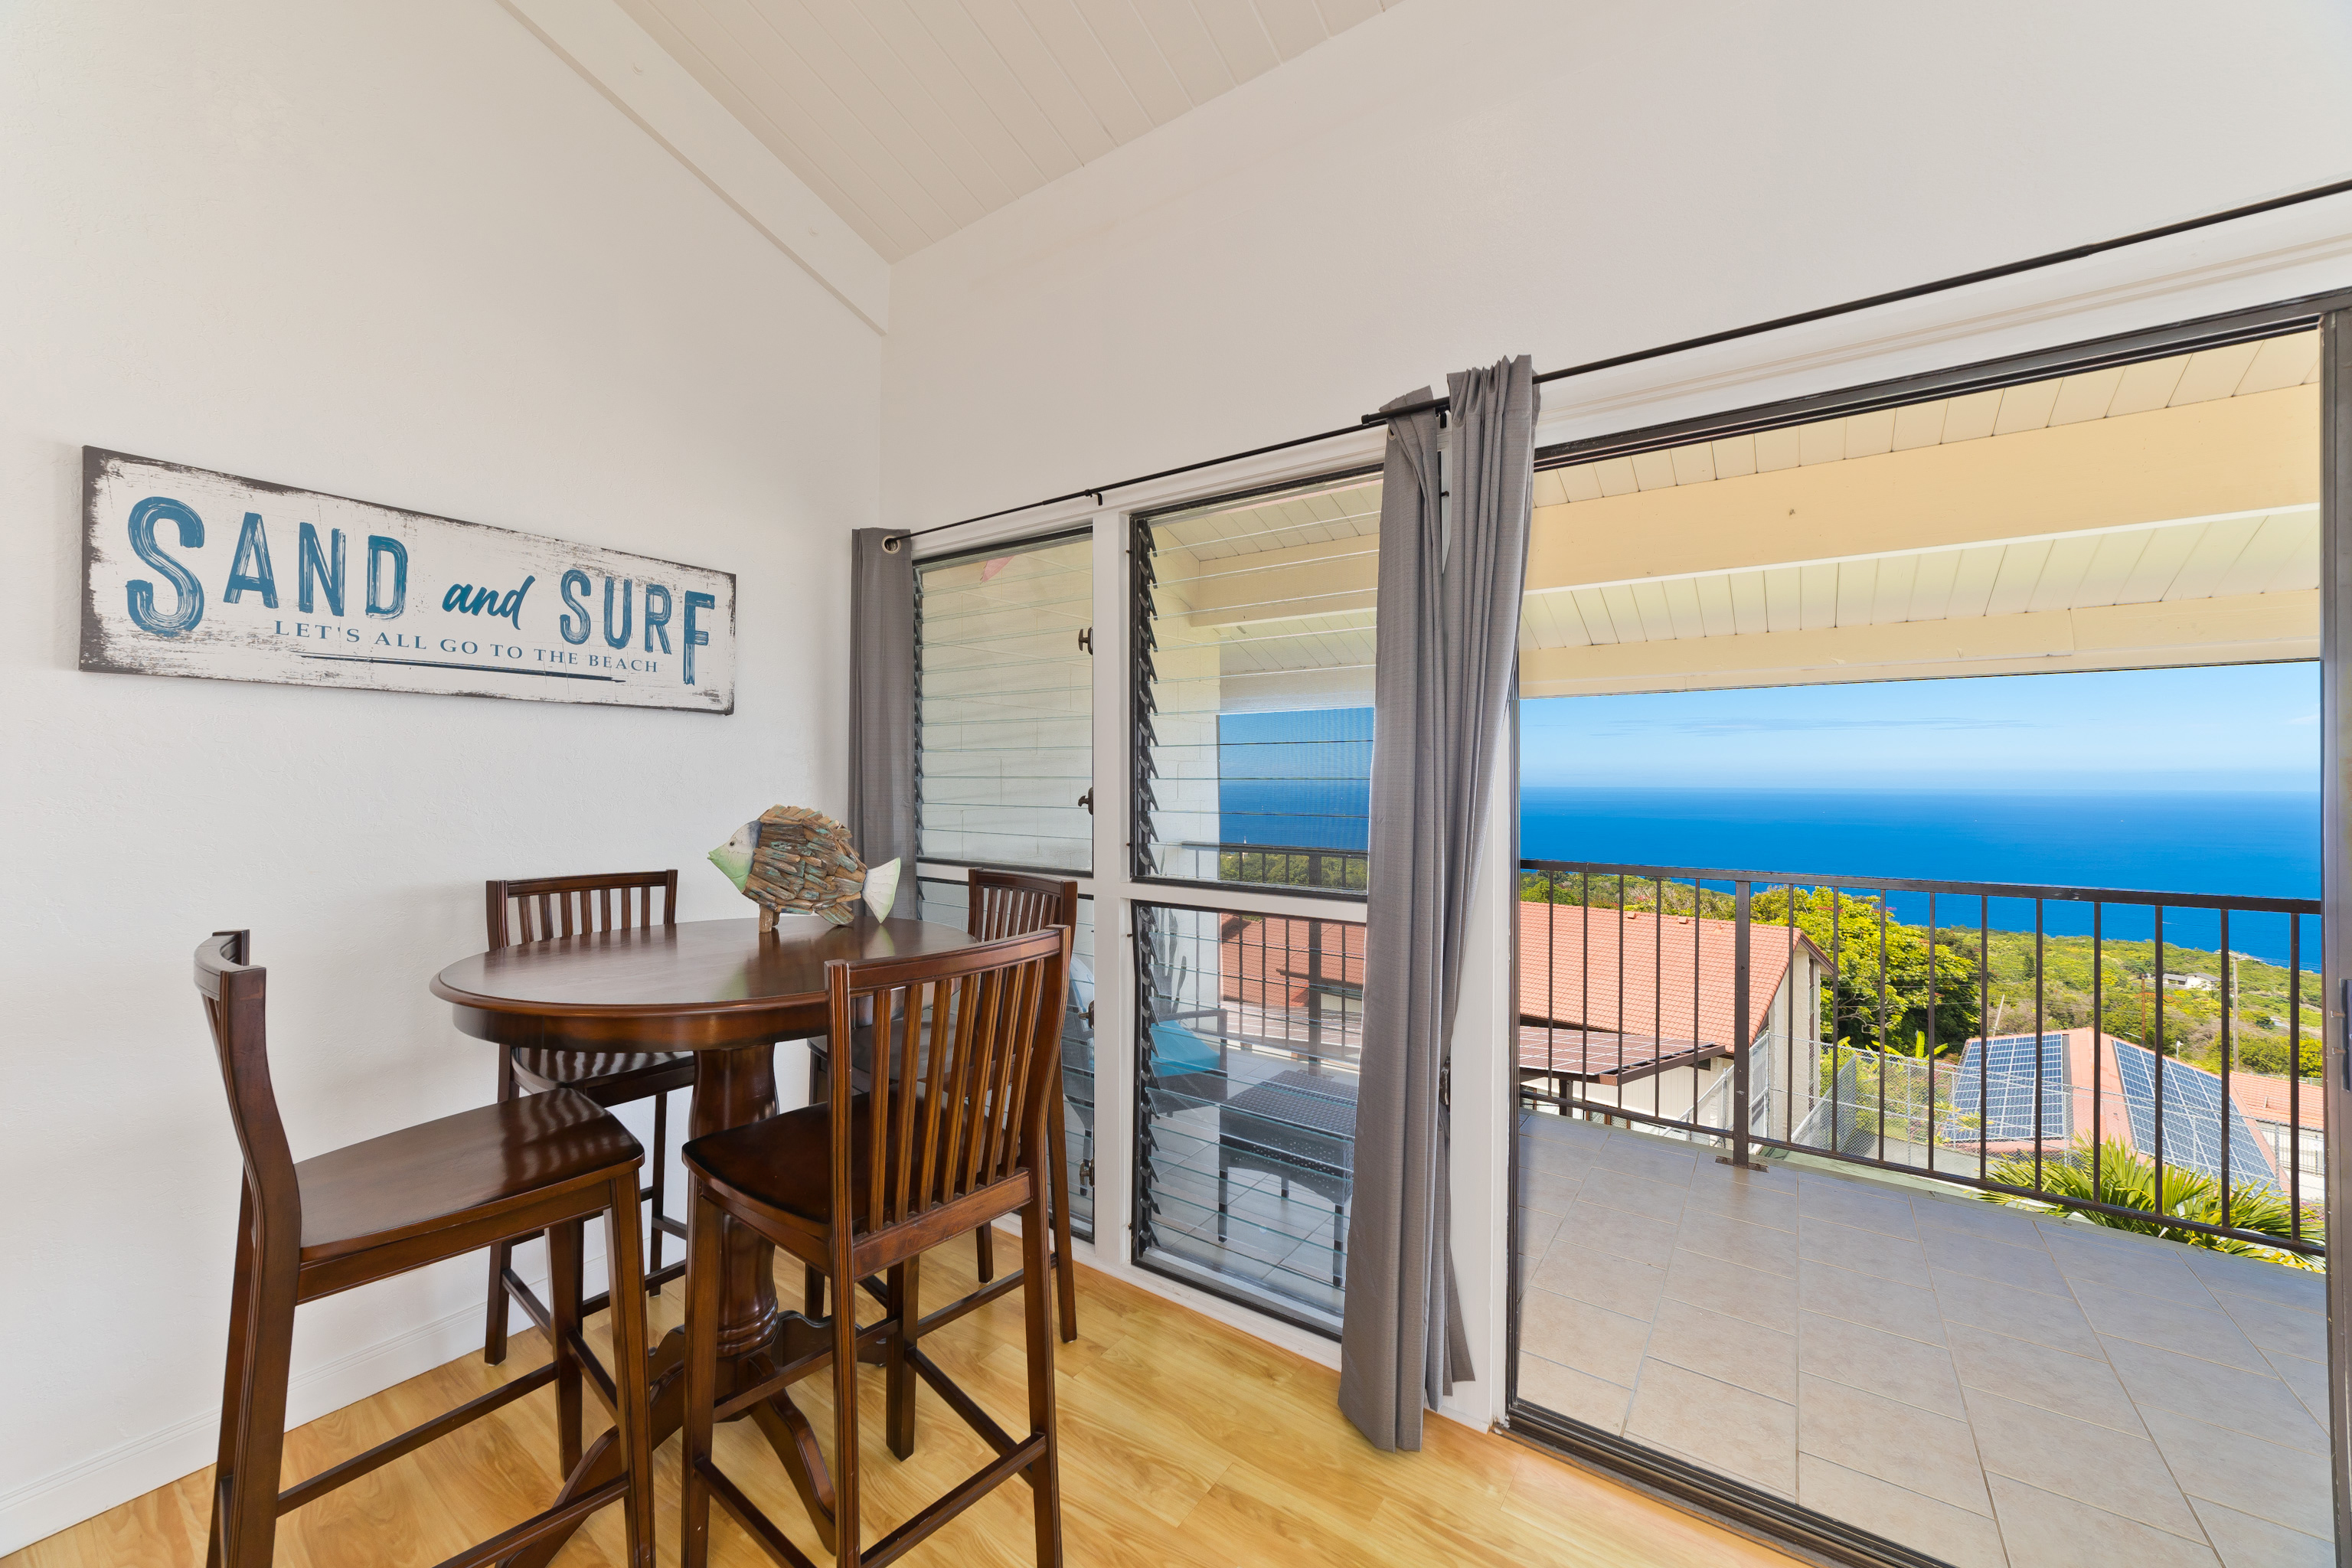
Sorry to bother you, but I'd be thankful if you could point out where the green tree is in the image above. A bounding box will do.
[1750,886,1979,1053]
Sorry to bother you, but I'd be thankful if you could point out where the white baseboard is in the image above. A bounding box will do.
[0,1259,589,1557]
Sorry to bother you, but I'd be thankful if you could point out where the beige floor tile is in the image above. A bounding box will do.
[1576,1165,1690,1223]
[2181,1249,2324,1311]
[2040,1229,2220,1309]
[2069,1280,2269,1373]
[2263,1349,2329,1429]
[1799,1312,1963,1418]
[1665,1247,1798,1334]
[1527,1245,1667,1322]
[1912,1195,2046,1248]
[1517,1171,1586,1217]
[1645,1296,1796,1403]
[1570,1197,1677,1269]
[1799,1215,1930,1287]
[2190,1496,2331,1568]
[1592,1132,1700,1189]
[1519,1289,1651,1387]
[1930,1268,2102,1359]
[1984,1475,2222,1568]
[1919,1229,2070,1295]
[1797,1373,1989,1515]
[1516,1207,1565,1256]
[1944,1321,2142,1435]
[1515,1353,1632,1436]
[2102,1334,2328,1455]
[1962,1386,2203,1540]
[2213,1291,2327,1364]
[1682,1168,1799,1231]
[1799,1259,1943,1344]
[1797,1455,2009,1568]
[1795,1174,1917,1239]
[1677,1208,1800,1279]
[2141,1405,2334,1541]
[1625,1361,1797,1497]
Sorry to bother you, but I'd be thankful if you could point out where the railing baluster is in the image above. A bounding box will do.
[1927,893,1938,1174]
[2092,903,2104,1207]
[2154,906,2167,1204]
[1979,896,1990,1187]
[2220,907,2233,1230]
[2033,899,2045,1193]
[2290,912,2303,1243]
[1876,890,1890,1165]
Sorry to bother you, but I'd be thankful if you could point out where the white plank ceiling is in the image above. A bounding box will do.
[613,0,1406,261]
[1530,334,2322,510]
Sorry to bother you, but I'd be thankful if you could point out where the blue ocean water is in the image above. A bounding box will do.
[1217,779,2321,963]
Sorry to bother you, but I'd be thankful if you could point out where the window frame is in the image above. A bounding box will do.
[1501,286,2352,1556]
[913,521,1097,880]
[1127,463,1385,904]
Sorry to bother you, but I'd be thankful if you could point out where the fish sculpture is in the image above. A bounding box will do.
[709,805,900,926]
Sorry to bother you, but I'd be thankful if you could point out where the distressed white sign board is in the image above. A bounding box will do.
[80,449,735,713]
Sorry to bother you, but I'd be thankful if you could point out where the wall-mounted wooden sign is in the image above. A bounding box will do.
[80,449,735,714]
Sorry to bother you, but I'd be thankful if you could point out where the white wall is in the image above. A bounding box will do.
[880,0,2352,1431]
[0,0,877,1550]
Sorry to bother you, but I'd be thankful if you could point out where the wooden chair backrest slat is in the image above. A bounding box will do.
[825,927,1069,1240]
[966,869,1077,943]
[194,931,301,1249]
[485,871,678,952]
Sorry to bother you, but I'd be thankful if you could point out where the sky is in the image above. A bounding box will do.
[1518,662,2321,793]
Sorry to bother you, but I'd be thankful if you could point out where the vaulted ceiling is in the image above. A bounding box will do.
[612,0,1406,261]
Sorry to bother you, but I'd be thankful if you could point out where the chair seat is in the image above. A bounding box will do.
[684,1095,962,1230]
[299,1089,642,1262]
[512,1046,696,1102]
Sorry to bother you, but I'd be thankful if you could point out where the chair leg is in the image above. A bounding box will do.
[1216,1155,1230,1245]
[681,1188,724,1568]
[647,1091,668,1292]
[885,1257,920,1460]
[1019,1193,1065,1567]
[1047,1090,1078,1343]
[221,1220,298,1568]
[830,1240,864,1568]
[603,1174,656,1568]
[1331,1200,1344,1289]
[805,1265,825,1319]
[975,1220,995,1283]
[548,1219,585,1478]
[484,1049,518,1365]
[206,1191,260,1568]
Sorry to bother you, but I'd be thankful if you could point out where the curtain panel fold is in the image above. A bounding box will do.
[1338,358,1538,1451]
[848,529,916,887]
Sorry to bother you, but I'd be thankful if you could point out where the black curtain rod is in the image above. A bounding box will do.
[884,172,2352,550]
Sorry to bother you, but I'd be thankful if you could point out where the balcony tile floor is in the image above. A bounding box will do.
[1514,1112,2332,1568]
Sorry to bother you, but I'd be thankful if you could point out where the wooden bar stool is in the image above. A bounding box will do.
[195,931,656,1568]
[482,871,697,1367]
[683,926,1072,1568]
[807,868,1081,1342]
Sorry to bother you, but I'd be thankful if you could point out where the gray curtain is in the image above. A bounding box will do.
[848,529,916,884]
[1339,357,1537,1451]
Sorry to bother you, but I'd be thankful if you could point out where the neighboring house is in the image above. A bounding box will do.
[1216,913,1367,1065]
[1515,906,1832,1136]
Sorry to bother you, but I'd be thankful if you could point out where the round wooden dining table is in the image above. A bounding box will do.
[431,912,989,1566]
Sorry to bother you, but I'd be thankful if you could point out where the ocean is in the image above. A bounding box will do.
[1218,782,2322,963]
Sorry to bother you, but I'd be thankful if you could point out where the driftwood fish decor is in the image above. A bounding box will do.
[709,806,900,928]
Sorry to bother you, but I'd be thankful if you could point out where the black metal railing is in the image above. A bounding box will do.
[1132,899,1365,1332]
[1518,858,2325,1259]
[1178,838,1369,894]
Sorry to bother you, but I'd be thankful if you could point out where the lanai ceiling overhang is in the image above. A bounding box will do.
[1145,331,2324,705]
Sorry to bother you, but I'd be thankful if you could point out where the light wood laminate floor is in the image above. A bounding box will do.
[8,1243,1794,1566]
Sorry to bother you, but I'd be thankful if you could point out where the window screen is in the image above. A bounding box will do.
[1132,471,1380,893]
[916,531,1093,872]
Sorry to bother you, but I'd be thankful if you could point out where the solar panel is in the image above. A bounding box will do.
[2109,1041,2277,1191]
[1939,1034,2069,1145]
